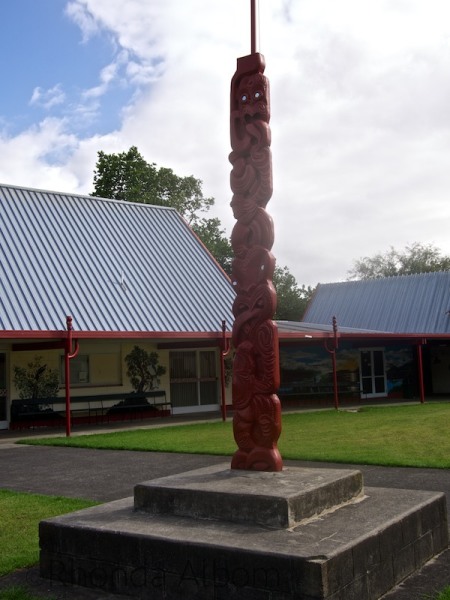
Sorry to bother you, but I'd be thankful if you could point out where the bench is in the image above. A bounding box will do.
[10,391,171,430]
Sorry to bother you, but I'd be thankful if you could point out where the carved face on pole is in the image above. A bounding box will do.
[229,50,283,472]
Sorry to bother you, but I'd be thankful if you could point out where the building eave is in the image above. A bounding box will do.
[2,329,229,342]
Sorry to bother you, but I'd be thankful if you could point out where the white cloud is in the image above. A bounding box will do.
[65,1,100,42]
[29,85,66,109]
[3,0,450,288]
[0,118,79,190]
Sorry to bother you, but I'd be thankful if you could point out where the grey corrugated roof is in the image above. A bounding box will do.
[276,320,383,335]
[303,272,450,334]
[0,183,235,334]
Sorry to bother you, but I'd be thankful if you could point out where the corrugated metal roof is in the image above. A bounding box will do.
[0,183,235,334]
[303,273,450,334]
[276,320,383,335]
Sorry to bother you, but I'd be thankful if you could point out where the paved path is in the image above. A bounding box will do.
[0,428,449,599]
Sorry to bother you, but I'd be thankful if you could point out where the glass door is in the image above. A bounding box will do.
[360,349,387,398]
[0,353,7,429]
[169,350,219,414]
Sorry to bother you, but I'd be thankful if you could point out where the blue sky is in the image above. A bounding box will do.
[1,0,450,287]
[1,0,135,137]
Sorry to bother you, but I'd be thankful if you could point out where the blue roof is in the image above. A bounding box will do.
[303,272,450,334]
[0,184,235,334]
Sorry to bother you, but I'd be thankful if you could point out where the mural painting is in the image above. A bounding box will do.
[279,343,416,403]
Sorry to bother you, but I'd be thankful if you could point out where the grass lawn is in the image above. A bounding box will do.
[424,588,450,600]
[2,404,449,600]
[0,490,97,577]
[0,587,55,600]
[21,403,450,469]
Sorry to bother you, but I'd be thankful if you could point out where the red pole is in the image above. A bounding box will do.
[417,341,425,404]
[324,317,339,409]
[65,316,80,437]
[220,320,231,422]
[65,316,73,437]
[251,0,258,54]
[332,317,339,409]
[332,352,339,410]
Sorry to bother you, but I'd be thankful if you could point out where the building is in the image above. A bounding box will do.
[277,273,450,406]
[0,183,235,429]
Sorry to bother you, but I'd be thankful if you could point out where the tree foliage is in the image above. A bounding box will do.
[348,243,450,280]
[125,346,166,393]
[13,356,59,400]
[92,146,214,226]
[92,147,233,268]
[92,146,311,315]
[192,217,233,275]
[273,266,315,321]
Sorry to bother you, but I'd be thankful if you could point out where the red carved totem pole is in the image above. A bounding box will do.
[229,1,283,472]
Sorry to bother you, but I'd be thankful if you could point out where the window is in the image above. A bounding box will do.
[61,355,90,385]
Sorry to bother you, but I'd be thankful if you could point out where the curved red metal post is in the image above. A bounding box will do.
[324,316,340,410]
[65,316,80,437]
[220,320,231,422]
[229,28,282,470]
[417,340,426,403]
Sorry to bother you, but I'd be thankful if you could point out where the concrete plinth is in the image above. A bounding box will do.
[40,464,448,600]
[135,465,364,528]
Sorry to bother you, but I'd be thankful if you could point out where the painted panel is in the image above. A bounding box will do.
[384,346,416,398]
[430,345,450,393]
[0,353,6,422]
[279,343,416,401]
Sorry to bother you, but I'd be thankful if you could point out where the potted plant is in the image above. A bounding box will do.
[12,356,59,422]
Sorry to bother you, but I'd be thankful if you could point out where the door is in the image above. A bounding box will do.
[0,353,7,429]
[360,349,387,398]
[169,350,219,414]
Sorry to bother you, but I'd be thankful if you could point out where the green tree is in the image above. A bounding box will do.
[273,266,314,321]
[92,147,234,270]
[125,346,166,393]
[13,356,59,400]
[92,146,213,225]
[348,242,450,280]
[192,217,233,275]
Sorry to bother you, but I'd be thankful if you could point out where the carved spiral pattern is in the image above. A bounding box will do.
[229,53,282,472]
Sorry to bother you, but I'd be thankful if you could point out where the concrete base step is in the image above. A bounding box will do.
[40,464,448,600]
[135,464,364,528]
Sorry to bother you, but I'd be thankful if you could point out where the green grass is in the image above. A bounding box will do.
[2,404,450,600]
[21,403,450,468]
[1,587,448,600]
[0,587,55,600]
[424,587,450,600]
[0,490,97,577]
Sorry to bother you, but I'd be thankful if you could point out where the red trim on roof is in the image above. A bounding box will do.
[1,330,228,341]
[278,331,450,342]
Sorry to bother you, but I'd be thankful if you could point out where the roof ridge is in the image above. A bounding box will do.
[0,182,178,212]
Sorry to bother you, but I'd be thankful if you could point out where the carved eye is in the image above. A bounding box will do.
[241,94,248,102]
[254,91,262,99]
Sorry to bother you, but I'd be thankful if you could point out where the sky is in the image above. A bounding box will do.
[1,0,450,287]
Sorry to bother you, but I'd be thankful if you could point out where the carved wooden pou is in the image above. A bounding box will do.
[229,52,283,472]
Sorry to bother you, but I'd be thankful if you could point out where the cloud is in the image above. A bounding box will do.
[29,85,66,110]
[0,118,79,189]
[3,0,450,289]
[65,1,100,42]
